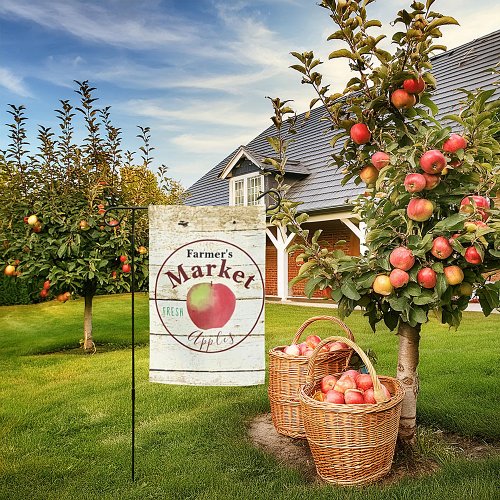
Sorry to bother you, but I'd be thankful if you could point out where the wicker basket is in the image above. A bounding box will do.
[299,336,405,485]
[268,316,354,439]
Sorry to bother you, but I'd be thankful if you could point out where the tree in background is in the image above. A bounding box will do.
[266,0,499,444]
[0,81,186,350]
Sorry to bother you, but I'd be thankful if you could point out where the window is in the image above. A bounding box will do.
[230,174,264,206]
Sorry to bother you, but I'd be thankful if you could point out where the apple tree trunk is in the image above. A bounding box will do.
[83,292,94,351]
[396,320,421,446]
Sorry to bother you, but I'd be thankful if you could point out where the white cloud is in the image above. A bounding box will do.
[171,132,254,154]
[0,0,195,49]
[0,67,32,97]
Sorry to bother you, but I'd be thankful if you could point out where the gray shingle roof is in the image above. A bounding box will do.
[186,30,500,212]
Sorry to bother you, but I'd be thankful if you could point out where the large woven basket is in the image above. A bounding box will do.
[268,316,354,439]
[299,336,405,486]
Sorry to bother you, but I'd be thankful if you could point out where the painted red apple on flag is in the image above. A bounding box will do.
[186,282,236,329]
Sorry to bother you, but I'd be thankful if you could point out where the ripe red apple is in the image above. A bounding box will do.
[63,292,71,301]
[359,165,379,184]
[122,264,131,273]
[322,287,332,299]
[284,344,300,356]
[329,341,349,351]
[340,369,360,382]
[356,373,373,391]
[389,247,415,271]
[109,219,119,227]
[119,255,128,263]
[350,123,371,144]
[404,173,427,193]
[422,173,441,190]
[33,222,42,233]
[111,271,117,279]
[407,198,434,221]
[417,267,437,288]
[40,289,48,298]
[477,209,490,222]
[403,76,426,94]
[464,246,482,265]
[23,216,29,224]
[324,390,345,404]
[371,151,390,170]
[305,334,322,349]
[442,134,467,153]
[344,389,365,404]
[296,342,307,355]
[443,265,464,285]
[334,375,357,394]
[4,265,16,276]
[321,375,339,393]
[419,150,447,174]
[363,388,376,404]
[373,275,394,296]
[431,236,453,259]
[304,348,314,358]
[389,268,410,288]
[186,282,236,330]
[390,89,416,109]
[27,214,38,226]
[43,280,51,290]
[460,195,490,210]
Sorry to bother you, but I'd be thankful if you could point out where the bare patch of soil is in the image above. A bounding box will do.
[248,413,500,485]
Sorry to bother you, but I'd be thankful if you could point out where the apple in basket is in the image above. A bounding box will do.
[329,341,349,351]
[321,375,338,393]
[356,373,373,391]
[340,369,360,382]
[333,376,357,394]
[363,384,391,404]
[305,335,322,349]
[344,389,365,404]
[325,390,345,404]
[283,344,300,356]
[297,342,308,355]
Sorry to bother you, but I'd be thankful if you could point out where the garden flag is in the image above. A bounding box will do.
[149,205,266,386]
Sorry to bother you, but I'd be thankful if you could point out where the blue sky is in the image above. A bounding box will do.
[0,0,498,189]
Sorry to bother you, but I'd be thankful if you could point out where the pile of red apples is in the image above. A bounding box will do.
[282,335,349,358]
[313,370,391,405]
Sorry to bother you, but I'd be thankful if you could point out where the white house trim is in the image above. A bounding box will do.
[218,146,263,180]
[266,226,295,301]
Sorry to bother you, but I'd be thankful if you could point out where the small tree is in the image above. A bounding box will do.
[0,81,185,350]
[266,0,499,445]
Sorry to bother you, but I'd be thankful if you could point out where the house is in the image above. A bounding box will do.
[186,30,500,300]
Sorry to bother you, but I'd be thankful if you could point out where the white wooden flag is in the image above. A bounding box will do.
[149,205,266,386]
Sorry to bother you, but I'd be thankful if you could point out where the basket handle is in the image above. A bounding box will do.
[304,336,389,403]
[291,315,354,344]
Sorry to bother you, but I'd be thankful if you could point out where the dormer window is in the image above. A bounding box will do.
[230,173,264,206]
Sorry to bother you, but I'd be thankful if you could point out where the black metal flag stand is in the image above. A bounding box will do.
[104,206,148,482]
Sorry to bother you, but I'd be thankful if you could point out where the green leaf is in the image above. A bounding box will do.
[329,49,356,60]
[419,95,439,116]
[304,277,323,298]
[413,293,436,305]
[426,16,460,31]
[435,273,448,299]
[341,280,361,300]
[409,305,428,325]
[331,287,343,302]
[389,296,409,312]
[432,213,467,231]
[290,64,307,75]
[365,19,382,28]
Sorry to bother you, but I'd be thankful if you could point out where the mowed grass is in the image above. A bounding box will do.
[0,295,499,500]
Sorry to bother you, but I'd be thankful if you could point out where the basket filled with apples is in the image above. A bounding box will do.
[299,336,405,486]
[268,316,355,439]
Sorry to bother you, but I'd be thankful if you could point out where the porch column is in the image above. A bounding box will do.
[339,217,367,255]
[266,226,295,301]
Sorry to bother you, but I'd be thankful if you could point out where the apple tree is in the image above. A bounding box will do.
[0,81,185,350]
[266,0,500,444]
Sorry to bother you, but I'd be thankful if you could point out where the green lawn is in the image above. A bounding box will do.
[0,295,499,499]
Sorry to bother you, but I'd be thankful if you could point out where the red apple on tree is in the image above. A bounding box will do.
[350,123,371,144]
[390,246,415,271]
[417,267,437,288]
[119,255,128,263]
[4,265,16,276]
[464,246,482,264]
[403,76,426,94]
[407,198,434,221]
[390,268,410,288]
[442,134,467,153]
[43,280,50,290]
[371,151,390,170]
[404,173,427,193]
[443,265,464,285]
[122,263,131,273]
[27,214,38,226]
[186,282,236,330]
[422,173,441,190]
[419,150,447,174]
[390,89,416,109]
[40,289,48,298]
[431,236,453,259]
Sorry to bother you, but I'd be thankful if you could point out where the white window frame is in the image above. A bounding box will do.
[229,172,265,206]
